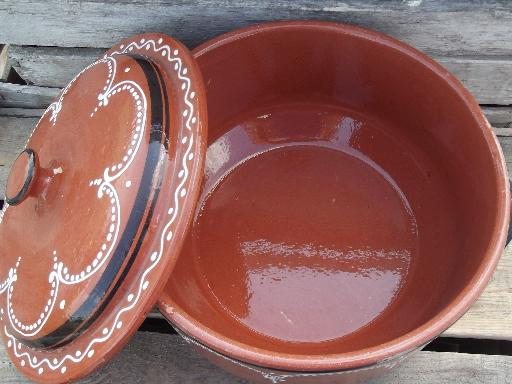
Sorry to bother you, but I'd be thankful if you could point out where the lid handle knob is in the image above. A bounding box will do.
[5,148,37,206]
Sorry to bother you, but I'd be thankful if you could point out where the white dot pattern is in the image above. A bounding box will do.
[2,36,199,377]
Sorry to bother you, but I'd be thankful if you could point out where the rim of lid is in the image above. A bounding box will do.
[0,33,207,383]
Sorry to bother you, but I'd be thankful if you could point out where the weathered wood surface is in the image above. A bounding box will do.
[1,114,511,342]
[435,57,512,105]
[7,46,105,88]
[0,332,510,383]
[6,45,512,104]
[442,246,512,340]
[0,1,512,57]
[0,45,9,82]
[0,2,510,382]
[0,117,36,193]
[0,84,59,109]
[0,108,46,118]
[484,107,512,128]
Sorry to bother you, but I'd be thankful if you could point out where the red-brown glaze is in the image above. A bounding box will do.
[0,34,207,383]
[158,21,509,378]
[192,103,419,343]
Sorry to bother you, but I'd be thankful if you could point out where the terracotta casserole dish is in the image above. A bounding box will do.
[158,21,510,383]
[0,21,509,384]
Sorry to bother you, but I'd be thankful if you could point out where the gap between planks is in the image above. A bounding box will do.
[0,115,511,342]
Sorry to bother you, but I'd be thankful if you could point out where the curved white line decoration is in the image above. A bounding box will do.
[1,54,144,338]
[0,37,198,376]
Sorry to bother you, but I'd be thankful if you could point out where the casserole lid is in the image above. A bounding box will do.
[0,33,207,382]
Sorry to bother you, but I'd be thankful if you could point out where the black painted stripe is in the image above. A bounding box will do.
[20,55,170,349]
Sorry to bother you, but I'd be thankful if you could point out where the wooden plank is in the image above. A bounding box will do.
[493,128,512,137]
[0,332,510,383]
[483,106,512,128]
[0,83,59,108]
[370,351,512,383]
[1,115,511,340]
[0,108,46,118]
[435,57,512,105]
[442,245,512,340]
[0,1,512,57]
[7,45,512,104]
[0,44,9,82]
[497,136,512,172]
[0,116,37,195]
[7,46,105,88]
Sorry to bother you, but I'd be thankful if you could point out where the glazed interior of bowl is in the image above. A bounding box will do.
[160,22,507,362]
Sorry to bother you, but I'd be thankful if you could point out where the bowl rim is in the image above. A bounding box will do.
[158,20,510,372]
